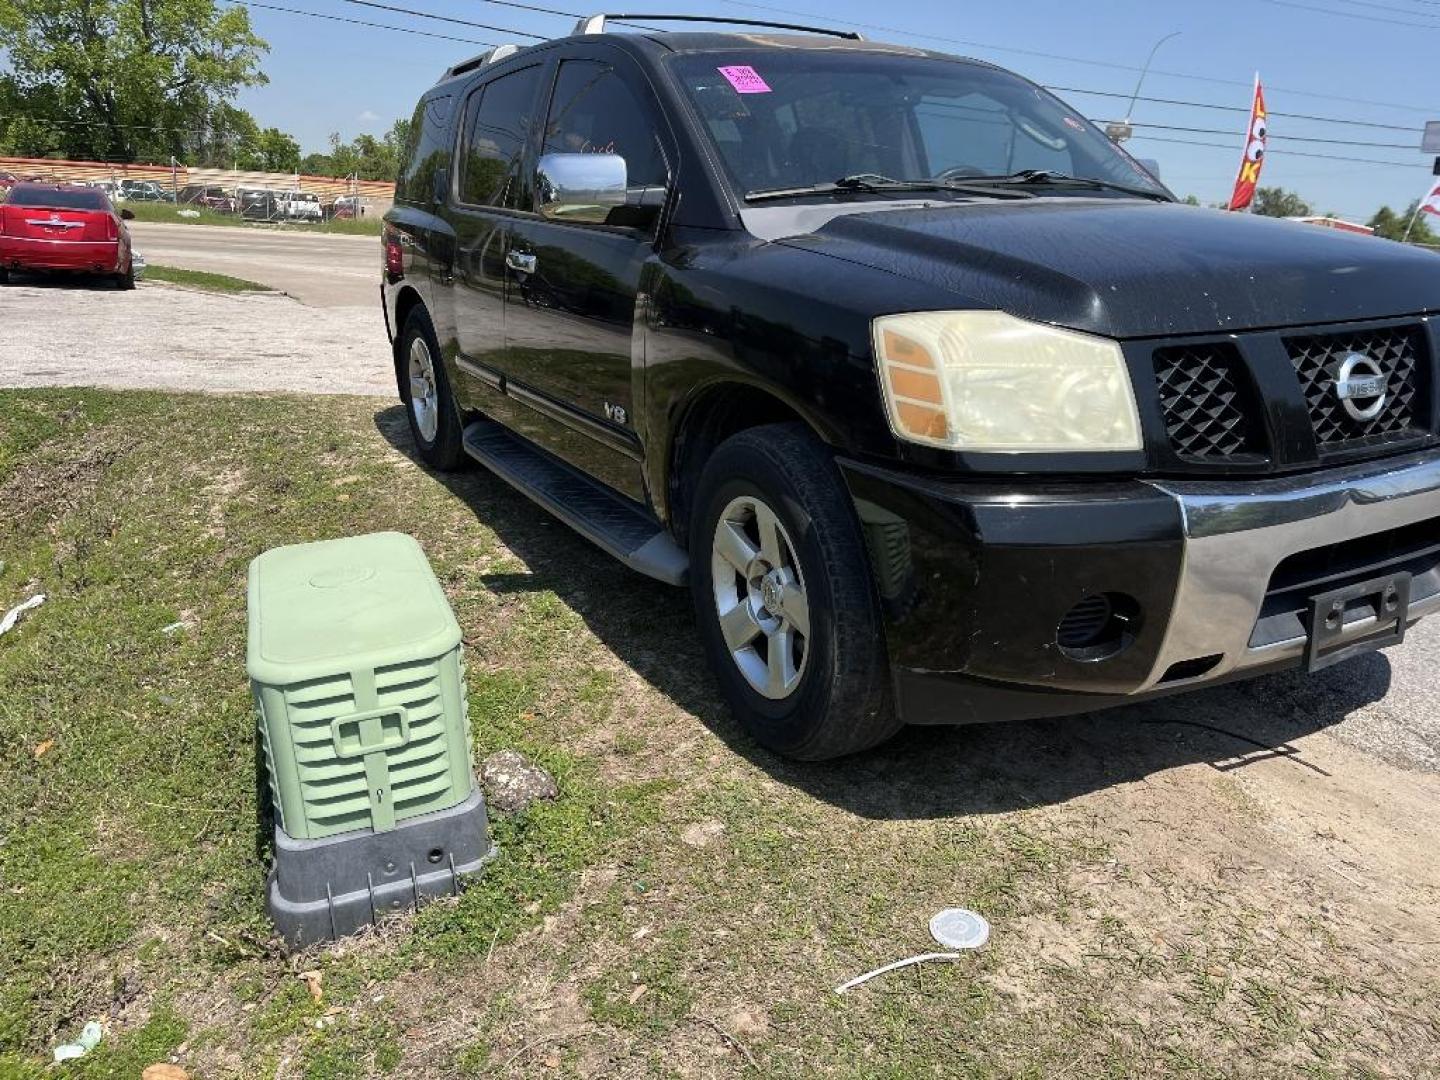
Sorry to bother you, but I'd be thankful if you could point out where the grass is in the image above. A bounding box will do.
[142,264,271,293]
[0,388,1435,1078]
[124,199,384,236]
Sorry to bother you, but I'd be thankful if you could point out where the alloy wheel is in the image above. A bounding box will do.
[710,494,811,700]
[408,336,440,443]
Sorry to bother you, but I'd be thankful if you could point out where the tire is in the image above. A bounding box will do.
[114,262,135,291]
[689,423,900,760]
[0,268,9,286]
[398,306,467,471]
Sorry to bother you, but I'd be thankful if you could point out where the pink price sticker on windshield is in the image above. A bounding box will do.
[718,65,772,94]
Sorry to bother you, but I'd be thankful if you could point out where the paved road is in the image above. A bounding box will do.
[129,221,379,308]
[0,280,392,395]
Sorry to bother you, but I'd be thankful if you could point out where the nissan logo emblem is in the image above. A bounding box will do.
[1334,353,1388,422]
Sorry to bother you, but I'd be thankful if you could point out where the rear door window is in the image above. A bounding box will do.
[458,65,545,209]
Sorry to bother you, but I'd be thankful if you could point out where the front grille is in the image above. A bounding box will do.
[1153,343,1260,460]
[1249,516,1440,647]
[1284,326,1427,450]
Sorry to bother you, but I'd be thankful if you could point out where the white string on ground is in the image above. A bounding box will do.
[0,595,45,637]
[833,952,964,995]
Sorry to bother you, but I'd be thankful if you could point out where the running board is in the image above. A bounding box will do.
[461,420,688,586]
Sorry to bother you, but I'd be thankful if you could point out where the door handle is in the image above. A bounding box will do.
[505,250,537,274]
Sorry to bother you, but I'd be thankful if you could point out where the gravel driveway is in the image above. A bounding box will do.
[0,280,393,396]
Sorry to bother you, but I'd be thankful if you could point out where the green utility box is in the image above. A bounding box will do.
[248,532,492,944]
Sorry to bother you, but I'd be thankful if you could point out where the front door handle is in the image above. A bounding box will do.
[505,250,537,274]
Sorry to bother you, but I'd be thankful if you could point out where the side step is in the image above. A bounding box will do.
[462,420,688,586]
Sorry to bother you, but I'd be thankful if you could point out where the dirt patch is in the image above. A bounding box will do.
[0,440,127,533]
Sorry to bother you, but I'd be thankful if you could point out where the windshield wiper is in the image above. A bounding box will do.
[745,173,1035,203]
[963,169,1172,202]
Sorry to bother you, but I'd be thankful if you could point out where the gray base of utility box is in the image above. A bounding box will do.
[267,788,494,946]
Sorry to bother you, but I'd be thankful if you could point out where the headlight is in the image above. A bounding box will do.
[872,311,1142,452]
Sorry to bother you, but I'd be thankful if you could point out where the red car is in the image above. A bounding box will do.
[0,183,137,288]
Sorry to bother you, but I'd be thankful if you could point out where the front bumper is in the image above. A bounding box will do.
[842,448,1440,725]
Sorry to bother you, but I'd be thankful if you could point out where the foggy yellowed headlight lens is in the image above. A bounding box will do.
[872,311,1142,452]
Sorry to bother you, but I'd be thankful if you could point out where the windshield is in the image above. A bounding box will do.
[669,50,1167,201]
[6,185,109,210]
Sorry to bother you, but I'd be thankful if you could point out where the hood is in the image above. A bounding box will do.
[771,198,1440,338]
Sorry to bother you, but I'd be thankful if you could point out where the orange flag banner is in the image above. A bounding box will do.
[1228,76,1268,211]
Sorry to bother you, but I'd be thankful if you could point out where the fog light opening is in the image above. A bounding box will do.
[1057,592,1142,661]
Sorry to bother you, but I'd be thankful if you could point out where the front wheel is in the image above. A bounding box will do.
[689,423,900,760]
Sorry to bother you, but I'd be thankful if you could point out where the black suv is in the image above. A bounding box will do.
[382,15,1440,760]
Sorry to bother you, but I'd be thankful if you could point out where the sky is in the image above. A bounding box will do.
[232,0,1440,221]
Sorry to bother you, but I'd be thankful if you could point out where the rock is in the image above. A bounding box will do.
[480,750,558,814]
[680,820,726,848]
[142,1066,190,1080]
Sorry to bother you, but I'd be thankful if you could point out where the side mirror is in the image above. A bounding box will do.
[120,208,135,220]
[535,153,627,223]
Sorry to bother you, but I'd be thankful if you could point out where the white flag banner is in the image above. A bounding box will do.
[1402,179,1440,242]
[1423,180,1440,218]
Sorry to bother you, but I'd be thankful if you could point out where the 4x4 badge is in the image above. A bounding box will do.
[1334,353,1387,422]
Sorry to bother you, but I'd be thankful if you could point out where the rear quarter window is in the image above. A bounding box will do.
[396,94,454,205]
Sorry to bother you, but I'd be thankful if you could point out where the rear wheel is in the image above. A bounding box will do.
[399,306,466,471]
[113,262,135,290]
[0,268,9,286]
[689,423,900,760]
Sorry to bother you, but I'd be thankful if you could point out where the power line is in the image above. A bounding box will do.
[331,0,546,38]
[1260,0,1440,26]
[16,0,1429,170]
[1046,86,1424,134]
[709,0,1439,114]
[1127,133,1423,168]
[233,0,494,45]
[1327,0,1440,17]
[1092,119,1420,150]
[253,0,1439,125]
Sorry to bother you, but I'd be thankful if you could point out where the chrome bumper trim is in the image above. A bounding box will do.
[1142,449,1440,691]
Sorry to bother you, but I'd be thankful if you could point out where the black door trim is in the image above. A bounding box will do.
[506,378,644,461]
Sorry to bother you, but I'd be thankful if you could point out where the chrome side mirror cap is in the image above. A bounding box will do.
[536,152,627,223]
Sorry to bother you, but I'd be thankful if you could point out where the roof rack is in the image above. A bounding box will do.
[571,13,863,40]
[441,43,522,80]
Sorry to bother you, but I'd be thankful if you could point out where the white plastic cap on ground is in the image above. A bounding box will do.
[929,908,990,950]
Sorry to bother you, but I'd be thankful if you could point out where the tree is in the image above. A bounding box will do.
[1251,187,1313,219]
[1369,201,1437,245]
[298,118,412,179]
[0,0,269,163]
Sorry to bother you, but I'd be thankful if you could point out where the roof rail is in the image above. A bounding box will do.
[441,43,523,80]
[571,13,863,39]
